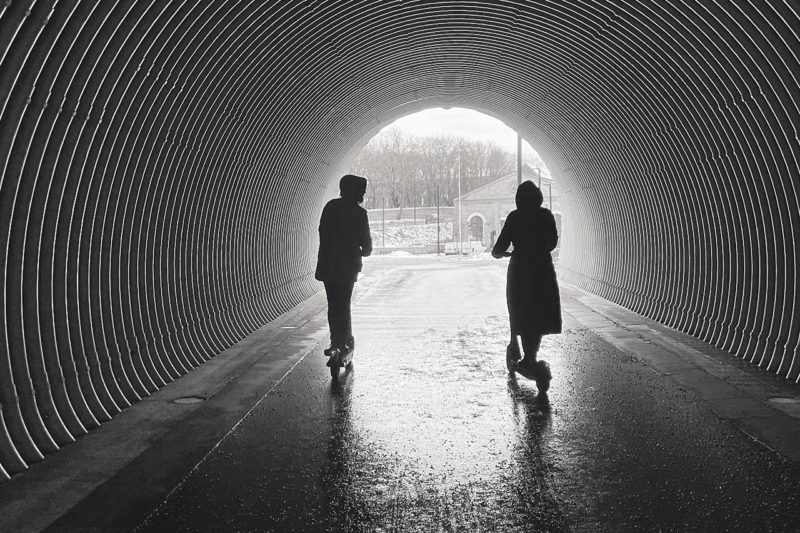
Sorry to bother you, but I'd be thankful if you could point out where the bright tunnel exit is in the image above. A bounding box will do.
[343,107,558,258]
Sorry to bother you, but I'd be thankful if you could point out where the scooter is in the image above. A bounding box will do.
[506,339,551,393]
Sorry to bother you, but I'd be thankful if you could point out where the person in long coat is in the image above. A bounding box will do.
[492,180,562,372]
[315,174,372,356]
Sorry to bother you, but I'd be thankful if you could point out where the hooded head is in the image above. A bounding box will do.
[339,174,367,203]
[515,180,543,211]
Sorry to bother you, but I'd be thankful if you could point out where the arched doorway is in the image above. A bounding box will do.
[468,214,484,244]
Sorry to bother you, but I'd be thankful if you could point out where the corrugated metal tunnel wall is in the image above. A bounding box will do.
[0,1,798,480]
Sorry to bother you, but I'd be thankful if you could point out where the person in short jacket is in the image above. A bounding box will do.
[492,180,562,372]
[315,174,372,356]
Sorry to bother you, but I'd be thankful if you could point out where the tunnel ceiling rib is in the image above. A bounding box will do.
[0,0,798,480]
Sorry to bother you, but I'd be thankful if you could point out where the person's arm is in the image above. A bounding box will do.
[358,209,372,257]
[318,202,332,241]
[492,214,513,258]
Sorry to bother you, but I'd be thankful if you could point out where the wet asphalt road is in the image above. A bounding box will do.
[139,259,800,532]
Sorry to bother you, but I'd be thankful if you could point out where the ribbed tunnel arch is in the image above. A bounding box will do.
[1,1,798,480]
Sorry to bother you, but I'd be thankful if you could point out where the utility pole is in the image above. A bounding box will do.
[436,184,440,256]
[382,197,386,251]
[457,153,463,255]
[517,133,522,185]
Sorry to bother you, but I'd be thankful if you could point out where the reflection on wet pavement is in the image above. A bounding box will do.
[140,259,800,532]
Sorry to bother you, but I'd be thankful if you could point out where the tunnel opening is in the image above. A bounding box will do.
[338,106,559,257]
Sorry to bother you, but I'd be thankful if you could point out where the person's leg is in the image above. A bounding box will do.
[520,333,542,366]
[324,282,341,351]
[508,331,521,361]
[341,281,355,348]
[326,282,355,349]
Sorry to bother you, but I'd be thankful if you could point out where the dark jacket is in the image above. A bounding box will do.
[315,198,372,284]
[492,207,562,335]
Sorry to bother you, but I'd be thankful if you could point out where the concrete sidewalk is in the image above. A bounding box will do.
[3,256,799,532]
[0,256,427,533]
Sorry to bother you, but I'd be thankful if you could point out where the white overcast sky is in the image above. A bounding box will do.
[379,107,533,154]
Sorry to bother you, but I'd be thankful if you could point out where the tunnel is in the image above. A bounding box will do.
[0,0,798,484]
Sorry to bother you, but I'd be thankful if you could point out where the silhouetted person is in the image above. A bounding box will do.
[492,180,561,375]
[315,174,372,357]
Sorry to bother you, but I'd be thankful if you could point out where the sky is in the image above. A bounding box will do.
[378,107,534,155]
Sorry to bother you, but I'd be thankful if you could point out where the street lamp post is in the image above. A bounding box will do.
[457,153,462,255]
[436,184,440,256]
[381,196,386,254]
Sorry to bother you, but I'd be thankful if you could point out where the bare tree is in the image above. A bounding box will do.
[351,128,520,208]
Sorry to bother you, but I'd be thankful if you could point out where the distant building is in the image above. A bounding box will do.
[452,164,560,251]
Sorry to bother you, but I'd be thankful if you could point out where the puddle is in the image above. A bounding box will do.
[767,397,800,419]
[173,396,206,404]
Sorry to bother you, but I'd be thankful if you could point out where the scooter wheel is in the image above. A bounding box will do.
[330,365,340,379]
[536,360,551,393]
[537,377,549,393]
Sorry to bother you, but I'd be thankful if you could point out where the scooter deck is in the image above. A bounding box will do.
[326,347,353,364]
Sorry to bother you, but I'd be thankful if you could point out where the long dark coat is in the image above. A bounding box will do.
[315,198,372,284]
[492,207,562,336]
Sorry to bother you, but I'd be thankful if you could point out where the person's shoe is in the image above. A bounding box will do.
[345,336,355,351]
[326,347,342,367]
[324,345,337,357]
[518,357,537,373]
